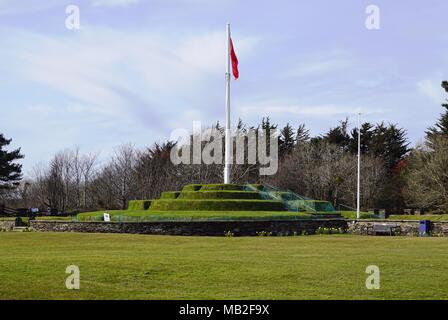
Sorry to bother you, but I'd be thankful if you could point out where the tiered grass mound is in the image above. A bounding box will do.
[77,183,341,222]
[150,184,286,212]
[127,183,341,216]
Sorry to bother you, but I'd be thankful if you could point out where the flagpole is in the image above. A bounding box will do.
[356,112,361,219]
[224,23,231,184]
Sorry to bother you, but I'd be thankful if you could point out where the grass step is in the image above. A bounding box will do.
[182,184,204,192]
[128,200,152,210]
[178,191,261,200]
[149,199,286,211]
[160,192,180,199]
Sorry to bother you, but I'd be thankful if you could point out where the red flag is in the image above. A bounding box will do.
[230,37,239,80]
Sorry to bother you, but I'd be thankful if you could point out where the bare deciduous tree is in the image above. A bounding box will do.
[406,137,448,212]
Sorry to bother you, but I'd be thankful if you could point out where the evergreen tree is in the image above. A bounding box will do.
[260,117,278,157]
[260,117,278,133]
[369,123,409,170]
[279,123,295,156]
[426,81,448,143]
[349,122,374,154]
[0,134,24,190]
[296,123,310,144]
[236,118,246,131]
[323,118,350,150]
[366,123,409,211]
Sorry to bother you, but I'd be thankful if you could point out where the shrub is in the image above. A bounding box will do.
[224,230,234,237]
[127,200,152,210]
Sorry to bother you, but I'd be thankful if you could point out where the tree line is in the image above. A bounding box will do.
[1,81,448,214]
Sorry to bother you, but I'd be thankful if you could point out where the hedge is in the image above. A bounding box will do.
[177,191,261,200]
[161,191,180,199]
[127,200,152,210]
[149,199,286,211]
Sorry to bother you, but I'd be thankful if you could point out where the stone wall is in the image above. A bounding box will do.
[29,218,448,237]
[431,222,448,236]
[0,219,17,231]
[347,220,448,237]
[30,219,346,237]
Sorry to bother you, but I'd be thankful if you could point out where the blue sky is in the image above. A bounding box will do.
[0,0,447,173]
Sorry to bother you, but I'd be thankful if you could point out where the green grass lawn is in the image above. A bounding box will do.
[76,210,317,221]
[339,211,374,219]
[0,217,16,221]
[1,232,448,299]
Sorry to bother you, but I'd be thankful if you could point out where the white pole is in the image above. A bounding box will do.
[356,112,361,219]
[224,23,231,184]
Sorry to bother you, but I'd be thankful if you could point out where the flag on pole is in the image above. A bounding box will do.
[230,37,239,79]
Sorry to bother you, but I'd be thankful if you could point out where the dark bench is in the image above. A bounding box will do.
[367,224,400,236]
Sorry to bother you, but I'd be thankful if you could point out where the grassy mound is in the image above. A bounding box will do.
[124,183,343,215]
[88,183,342,221]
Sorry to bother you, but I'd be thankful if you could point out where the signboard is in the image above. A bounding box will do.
[103,213,111,222]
